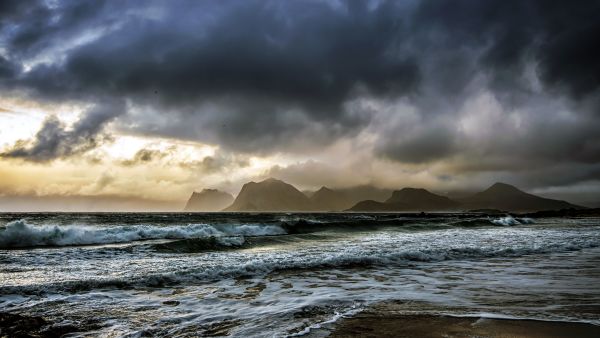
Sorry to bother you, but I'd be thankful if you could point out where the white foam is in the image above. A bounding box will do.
[491,216,523,226]
[287,305,363,337]
[518,217,535,224]
[0,219,286,248]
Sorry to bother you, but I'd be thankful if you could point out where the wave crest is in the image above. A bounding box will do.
[491,216,534,226]
[0,220,285,248]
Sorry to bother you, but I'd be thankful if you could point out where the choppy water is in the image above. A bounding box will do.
[1,213,599,337]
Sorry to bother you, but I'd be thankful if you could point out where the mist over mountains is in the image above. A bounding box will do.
[184,189,234,212]
[186,178,582,212]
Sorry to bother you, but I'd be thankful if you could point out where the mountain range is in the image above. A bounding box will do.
[186,178,583,212]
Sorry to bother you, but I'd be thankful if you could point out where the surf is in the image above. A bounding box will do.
[0,219,286,248]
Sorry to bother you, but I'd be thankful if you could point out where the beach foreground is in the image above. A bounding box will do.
[331,302,600,338]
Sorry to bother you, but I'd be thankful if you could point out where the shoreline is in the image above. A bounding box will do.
[0,312,83,337]
[330,302,600,338]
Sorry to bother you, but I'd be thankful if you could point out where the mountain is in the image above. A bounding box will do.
[303,185,393,210]
[184,189,234,211]
[220,180,582,212]
[309,186,354,211]
[302,190,316,198]
[346,200,408,212]
[460,182,583,212]
[224,178,313,211]
[385,188,460,211]
[348,187,459,211]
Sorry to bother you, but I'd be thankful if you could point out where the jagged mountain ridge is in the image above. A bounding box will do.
[309,186,355,211]
[385,188,460,211]
[459,182,581,212]
[224,178,313,211]
[184,189,234,212]
[187,179,583,212]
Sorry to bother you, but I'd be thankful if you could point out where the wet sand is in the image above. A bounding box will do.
[0,312,81,337]
[331,304,600,338]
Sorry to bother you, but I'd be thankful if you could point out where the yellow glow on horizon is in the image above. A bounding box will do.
[0,95,88,149]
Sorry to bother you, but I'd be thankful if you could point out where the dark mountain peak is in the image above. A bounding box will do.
[310,186,354,211]
[225,178,312,211]
[261,177,282,184]
[384,187,460,211]
[316,186,333,193]
[484,182,523,194]
[184,189,234,211]
[389,187,443,201]
[238,178,298,194]
[462,182,583,212]
[238,178,290,192]
[395,187,429,194]
[200,188,219,193]
[399,187,426,191]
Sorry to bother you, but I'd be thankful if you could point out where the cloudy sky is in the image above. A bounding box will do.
[0,0,599,210]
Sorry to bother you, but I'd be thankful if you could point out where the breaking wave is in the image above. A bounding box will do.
[491,216,534,226]
[0,215,537,248]
[0,219,286,248]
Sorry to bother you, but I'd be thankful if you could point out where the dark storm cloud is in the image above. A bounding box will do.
[0,56,18,79]
[19,0,418,104]
[0,0,38,23]
[0,0,599,186]
[371,0,600,167]
[1,101,123,162]
[412,0,600,99]
[378,125,457,164]
[2,0,109,58]
[3,0,420,153]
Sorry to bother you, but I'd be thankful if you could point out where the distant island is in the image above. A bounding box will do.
[185,178,583,212]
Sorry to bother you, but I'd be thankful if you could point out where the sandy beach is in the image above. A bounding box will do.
[331,302,600,338]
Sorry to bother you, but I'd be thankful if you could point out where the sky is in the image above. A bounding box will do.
[0,0,599,210]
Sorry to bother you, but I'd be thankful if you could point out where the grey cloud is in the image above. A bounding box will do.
[94,172,115,191]
[120,148,167,166]
[0,56,19,79]
[1,101,123,161]
[377,125,457,164]
[0,0,38,24]
[6,0,420,152]
[266,160,368,189]
[413,1,600,99]
[376,91,600,167]
[0,0,599,194]
[3,0,109,58]
[178,152,250,174]
[124,96,371,154]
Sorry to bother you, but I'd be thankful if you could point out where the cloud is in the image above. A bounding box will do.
[1,101,123,161]
[0,0,598,195]
[413,0,600,99]
[266,160,371,189]
[4,0,421,153]
[120,148,167,166]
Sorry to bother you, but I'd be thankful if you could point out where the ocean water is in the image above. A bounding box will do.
[1,213,599,337]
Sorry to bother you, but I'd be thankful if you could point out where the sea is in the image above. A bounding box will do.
[1,212,599,337]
